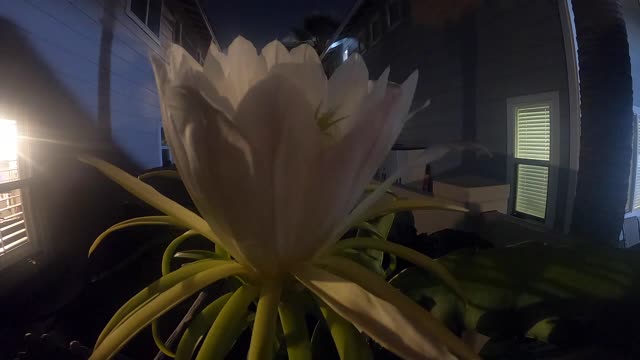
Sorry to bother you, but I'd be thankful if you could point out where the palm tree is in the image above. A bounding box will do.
[569,0,635,245]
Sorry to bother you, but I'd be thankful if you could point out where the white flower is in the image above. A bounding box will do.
[84,37,478,360]
[152,37,418,274]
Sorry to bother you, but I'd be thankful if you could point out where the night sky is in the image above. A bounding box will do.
[205,0,355,49]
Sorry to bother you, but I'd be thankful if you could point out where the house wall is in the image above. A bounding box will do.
[0,0,173,169]
[344,0,570,227]
[0,0,182,307]
[623,0,640,107]
[474,0,569,182]
[361,12,465,176]
[474,0,570,232]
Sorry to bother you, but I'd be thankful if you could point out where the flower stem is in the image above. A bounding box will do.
[196,284,258,360]
[278,298,312,360]
[248,279,283,360]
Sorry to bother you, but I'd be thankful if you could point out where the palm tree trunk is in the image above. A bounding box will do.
[570,0,634,245]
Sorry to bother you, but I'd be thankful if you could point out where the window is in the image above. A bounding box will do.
[0,119,29,259]
[507,93,559,225]
[387,0,403,29]
[627,108,640,211]
[128,0,162,38]
[370,15,383,44]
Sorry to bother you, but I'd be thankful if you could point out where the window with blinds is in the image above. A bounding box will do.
[515,164,549,218]
[515,106,551,161]
[513,103,552,220]
[0,118,29,256]
[632,112,640,210]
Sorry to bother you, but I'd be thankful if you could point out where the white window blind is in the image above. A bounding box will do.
[0,119,29,256]
[515,105,551,161]
[632,112,640,210]
[513,103,552,220]
[515,164,549,218]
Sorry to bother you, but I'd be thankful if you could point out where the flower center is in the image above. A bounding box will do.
[315,105,347,133]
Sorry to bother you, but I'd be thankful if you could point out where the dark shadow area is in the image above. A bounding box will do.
[0,16,158,358]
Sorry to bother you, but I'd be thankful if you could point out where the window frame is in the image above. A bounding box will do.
[126,0,163,44]
[506,92,560,228]
[0,119,38,271]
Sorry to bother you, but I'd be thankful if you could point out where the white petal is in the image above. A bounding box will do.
[205,43,230,76]
[232,74,323,267]
[203,44,228,82]
[269,63,327,109]
[165,44,202,81]
[161,86,253,266]
[315,87,404,248]
[367,80,375,93]
[395,70,420,122]
[295,264,458,360]
[203,44,238,112]
[326,54,369,130]
[338,145,451,239]
[369,68,390,102]
[334,70,418,223]
[226,36,267,104]
[334,67,389,136]
[161,44,235,117]
[290,44,321,64]
[261,40,291,70]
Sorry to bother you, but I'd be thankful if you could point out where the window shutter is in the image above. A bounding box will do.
[514,104,551,219]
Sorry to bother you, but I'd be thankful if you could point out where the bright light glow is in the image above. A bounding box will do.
[0,119,17,161]
[342,49,349,61]
[327,39,345,51]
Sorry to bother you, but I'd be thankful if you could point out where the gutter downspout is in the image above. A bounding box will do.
[320,0,365,59]
[194,0,220,49]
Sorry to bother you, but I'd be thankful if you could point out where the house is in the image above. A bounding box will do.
[325,0,640,245]
[0,0,214,298]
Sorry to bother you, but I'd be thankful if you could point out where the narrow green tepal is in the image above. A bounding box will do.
[89,216,179,256]
[91,262,248,360]
[279,298,313,360]
[318,301,373,360]
[195,284,259,360]
[95,260,228,348]
[175,293,233,360]
[248,280,283,360]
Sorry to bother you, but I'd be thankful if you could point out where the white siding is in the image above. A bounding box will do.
[0,0,172,168]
